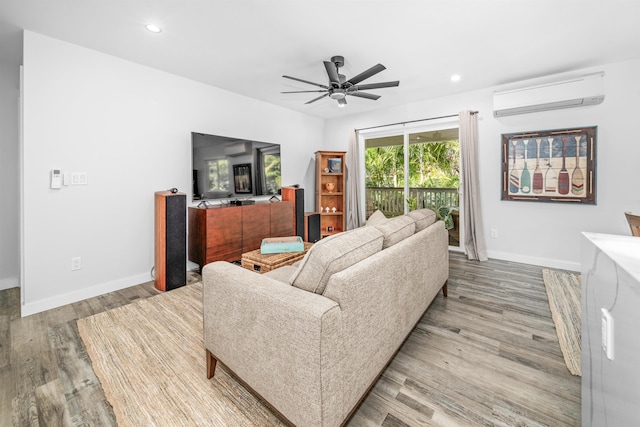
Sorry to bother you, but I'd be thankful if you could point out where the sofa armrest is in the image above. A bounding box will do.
[202,261,343,426]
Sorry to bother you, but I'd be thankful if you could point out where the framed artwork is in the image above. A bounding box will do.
[328,158,342,173]
[233,163,252,194]
[501,126,597,204]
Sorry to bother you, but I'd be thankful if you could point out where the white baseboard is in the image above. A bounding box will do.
[20,272,151,317]
[486,250,580,272]
[0,276,19,291]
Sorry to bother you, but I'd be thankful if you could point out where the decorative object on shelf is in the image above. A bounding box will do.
[501,126,597,204]
[325,182,336,193]
[324,168,330,173]
[327,226,334,232]
[233,163,252,194]
[325,207,330,213]
[332,207,337,213]
[328,158,342,173]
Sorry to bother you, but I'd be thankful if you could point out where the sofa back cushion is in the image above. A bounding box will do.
[289,227,384,294]
[407,208,437,232]
[365,209,387,226]
[374,215,416,248]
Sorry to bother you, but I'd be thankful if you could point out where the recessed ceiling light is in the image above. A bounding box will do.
[451,74,461,82]
[145,24,162,33]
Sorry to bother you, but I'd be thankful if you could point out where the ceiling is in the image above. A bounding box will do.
[1,1,639,120]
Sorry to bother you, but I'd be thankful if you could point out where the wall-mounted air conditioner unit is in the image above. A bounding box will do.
[493,72,605,117]
[224,141,252,157]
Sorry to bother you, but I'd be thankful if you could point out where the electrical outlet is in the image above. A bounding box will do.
[71,256,82,271]
[601,308,614,360]
[490,228,498,238]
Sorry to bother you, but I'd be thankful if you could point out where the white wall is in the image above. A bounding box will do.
[325,58,640,270]
[21,31,323,315]
[0,62,20,291]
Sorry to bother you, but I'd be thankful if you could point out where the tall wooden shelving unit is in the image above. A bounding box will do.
[315,151,346,238]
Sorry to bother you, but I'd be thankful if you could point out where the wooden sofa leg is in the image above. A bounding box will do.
[206,349,217,379]
[442,280,448,298]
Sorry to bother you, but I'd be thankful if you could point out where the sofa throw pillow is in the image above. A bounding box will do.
[374,215,416,248]
[289,227,384,294]
[407,208,437,232]
[365,209,387,227]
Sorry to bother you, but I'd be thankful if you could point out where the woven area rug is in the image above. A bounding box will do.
[77,282,286,426]
[542,269,582,376]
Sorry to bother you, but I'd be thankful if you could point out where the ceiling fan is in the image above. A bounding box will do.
[281,55,399,106]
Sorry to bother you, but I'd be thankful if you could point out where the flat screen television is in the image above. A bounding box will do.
[191,132,281,200]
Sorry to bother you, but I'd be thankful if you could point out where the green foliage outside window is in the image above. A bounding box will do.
[264,154,281,195]
[365,140,460,189]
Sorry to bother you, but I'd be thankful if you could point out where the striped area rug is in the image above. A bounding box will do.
[542,269,582,376]
[77,282,286,426]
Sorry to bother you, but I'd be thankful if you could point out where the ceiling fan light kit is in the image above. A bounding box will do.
[282,55,399,106]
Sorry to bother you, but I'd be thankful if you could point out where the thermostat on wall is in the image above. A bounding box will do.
[50,169,62,189]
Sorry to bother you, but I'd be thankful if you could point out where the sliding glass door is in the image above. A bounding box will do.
[362,123,462,248]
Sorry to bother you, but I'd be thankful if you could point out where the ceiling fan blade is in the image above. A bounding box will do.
[353,81,400,91]
[350,92,381,101]
[283,75,329,89]
[323,61,340,85]
[281,90,327,93]
[305,93,329,104]
[337,98,347,106]
[346,63,386,85]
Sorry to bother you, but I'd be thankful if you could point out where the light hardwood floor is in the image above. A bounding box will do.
[0,253,580,426]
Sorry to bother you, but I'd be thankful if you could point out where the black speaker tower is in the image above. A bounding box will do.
[155,191,186,291]
[282,187,305,239]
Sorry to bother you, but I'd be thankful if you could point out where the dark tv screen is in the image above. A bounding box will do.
[191,132,281,200]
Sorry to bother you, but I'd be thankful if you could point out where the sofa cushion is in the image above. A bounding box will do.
[263,265,298,284]
[289,227,384,294]
[365,209,387,226]
[407,208,437,232]
[374,215,416,248]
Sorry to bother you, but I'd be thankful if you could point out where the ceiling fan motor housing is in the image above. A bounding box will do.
[331,55,344,68]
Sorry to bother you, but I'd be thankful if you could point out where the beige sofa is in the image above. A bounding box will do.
[203,209,449,426]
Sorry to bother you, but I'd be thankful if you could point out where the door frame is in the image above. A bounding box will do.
[358,118,465,252]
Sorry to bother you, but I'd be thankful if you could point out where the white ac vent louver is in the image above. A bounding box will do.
[493,72,605,117]
[224,141,252,157]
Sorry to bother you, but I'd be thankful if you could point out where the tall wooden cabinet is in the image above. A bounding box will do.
[315,151,346,238]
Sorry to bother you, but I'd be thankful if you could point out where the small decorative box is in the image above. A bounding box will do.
[260,236,305,254]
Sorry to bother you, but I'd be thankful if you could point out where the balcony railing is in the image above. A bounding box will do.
[366,187,460,246]
[365,187,459,218]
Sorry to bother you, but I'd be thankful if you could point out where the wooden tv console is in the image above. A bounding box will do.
[188,201,294,268]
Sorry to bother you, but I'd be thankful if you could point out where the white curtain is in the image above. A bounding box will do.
[459,111,488,261]
[346,129,362,229]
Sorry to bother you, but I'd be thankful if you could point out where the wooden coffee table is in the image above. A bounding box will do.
[241,242,313,273]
